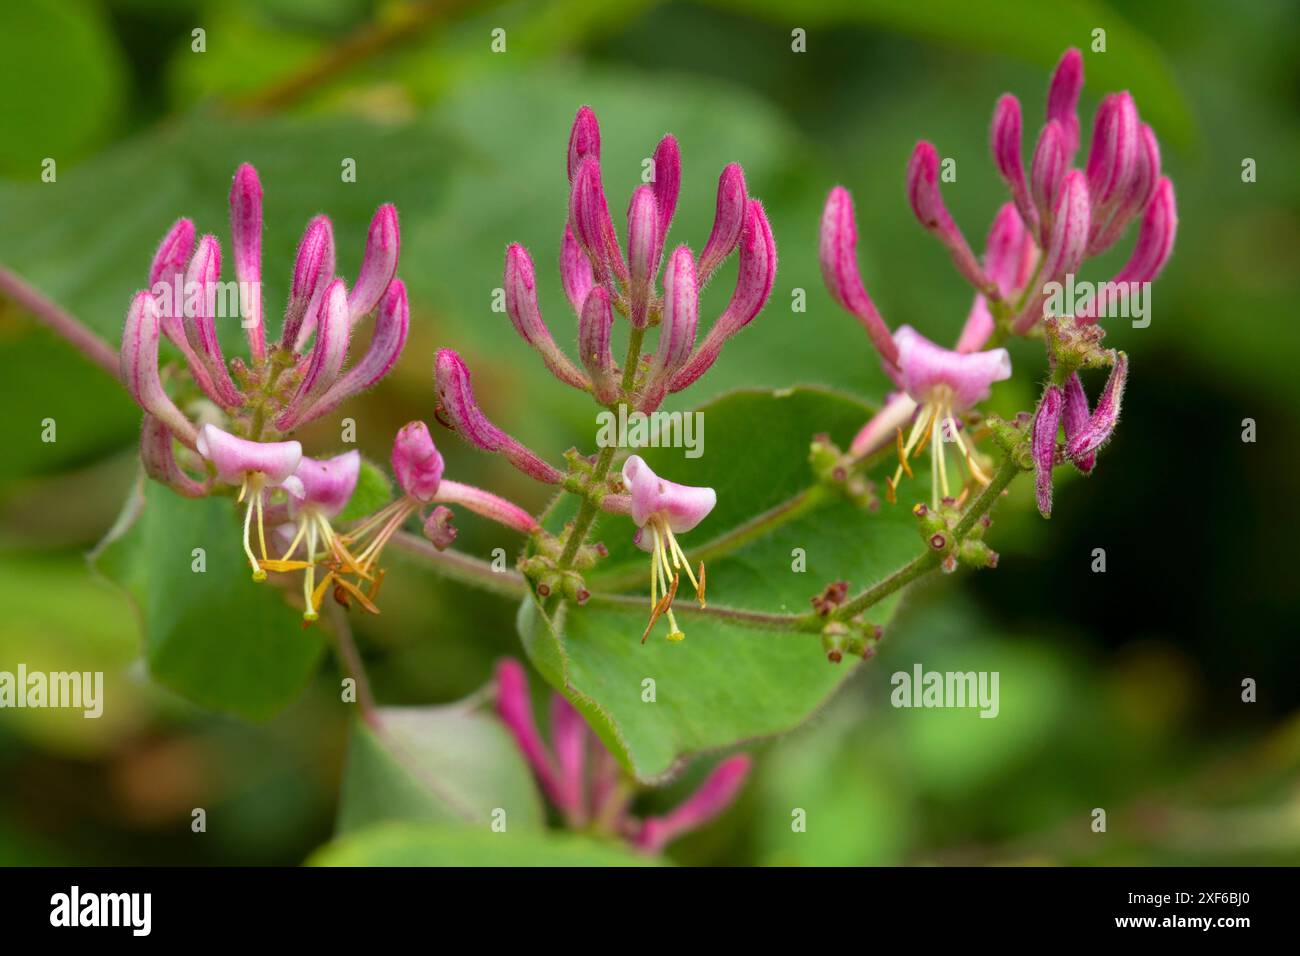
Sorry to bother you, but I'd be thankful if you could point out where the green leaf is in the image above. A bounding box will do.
[518,387,923,780]
[94,481,324,719]
[0,0,127,175]
[337,703,544,834]
[310,822,656,867]
[334,456,392,524]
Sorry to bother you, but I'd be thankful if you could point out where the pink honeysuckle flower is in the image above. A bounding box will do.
[493,658,750,850]
[882,326,1011,507]
[195,423,303,581]
[272,450,361,621]
[134,163,406,445]
[501,108,773,413]
[1032,351,1128,518]
[621,454,716,643]
[139,413,209,498]
[819,187,1011,507]
[978,50,1177,336]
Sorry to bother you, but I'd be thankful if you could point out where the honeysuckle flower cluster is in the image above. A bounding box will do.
[819,49,1176,522]
[121,163,407,601]
[495,659,750,851]
[117,164,541,624]
[433,106,776,642]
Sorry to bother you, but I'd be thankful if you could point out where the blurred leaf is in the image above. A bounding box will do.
[0,0,127,175]
[519,387,921,780]
[310,821,655,866]
[705,0,1195,145]
[337,702,544,833]
[95,482,324,719]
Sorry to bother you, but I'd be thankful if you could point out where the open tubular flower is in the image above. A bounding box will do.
[265,450,362,622]
[620,455,716,643]
[820,187,1011,508]
[497,106,774,415]
[195,424,302,581]
[494,658,750,849]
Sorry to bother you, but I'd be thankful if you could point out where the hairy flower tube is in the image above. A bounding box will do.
[494,659,750,849]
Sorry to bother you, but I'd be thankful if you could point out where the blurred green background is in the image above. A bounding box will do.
[1,0,1298,865]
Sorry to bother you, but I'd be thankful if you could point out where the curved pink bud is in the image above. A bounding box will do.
[634,755,752,854]
[991,94,1037,235]
[120,292,198,447]
[1114,177,1177,287]
[1047,48,1085,158]
[1085,92,1139,218]
[140,413,208,497]
[907,141,991,294]
[1033,385,1063,519]
[229,163,266,362]
[1065,351,1128,461]
[282,278,410,430]
[1061,372,1096,473]
[434,349,563,484]
[569,158,628,285]
[666,199,776,393]
[279,279,349,430]
[560,223,595,317]
[567,106,601,182]
[625,185,659,329]
[622,454,716,535]
[289,450,360,519]
[578,286,619,404]
[1041,170,1091,284]
[504,244,588,389]
[651,134,681,261]
[391,419,445,503]
[283,215,335,351]
[653,245,698,378]
[892,325,1011,411]
[1089,122,1161,255]
[1030,120,1068,236]
[697,163,747,285]
[196,423,301,485]
[819,186,898,365]
[348,204,400,324]
[182,234,244,408]
[149,218,195,293]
